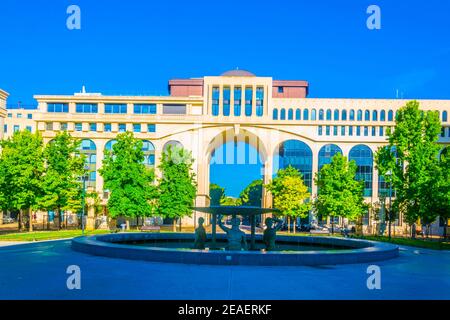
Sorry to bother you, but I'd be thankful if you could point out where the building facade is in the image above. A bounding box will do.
[0,89,8,141]
[2,71,450,233]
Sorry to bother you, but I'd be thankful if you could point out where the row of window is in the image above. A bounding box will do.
[4,124,33,133]
[273,108,449,123]
[211,86,264,117]
[46,122,156,133]
[318,125,391,137]
[7,113,33,119]
[47,103,158,115]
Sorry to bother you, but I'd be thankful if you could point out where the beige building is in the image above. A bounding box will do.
[2,71,450,233]
[0,89,8,140]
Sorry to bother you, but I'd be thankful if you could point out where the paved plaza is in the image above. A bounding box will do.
[0,239,449,300]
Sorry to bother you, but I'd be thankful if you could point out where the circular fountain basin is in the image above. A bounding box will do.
[72,233,399,266]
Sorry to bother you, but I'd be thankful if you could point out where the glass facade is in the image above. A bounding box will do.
[134,104,157,114]
[105,104,127,114]
[76,103,98,113]
[212,87,219,116]
[142,140,155,167]
[318,144,342,171]
[79,139,97,188]
[349,145,373,197]
[276,140,313,189]
[47,103,68,113]
[245,87,253,116]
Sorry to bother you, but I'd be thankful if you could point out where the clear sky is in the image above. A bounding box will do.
[1,0,449,196]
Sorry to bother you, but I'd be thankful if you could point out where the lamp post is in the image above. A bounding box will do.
[386,170,393,240]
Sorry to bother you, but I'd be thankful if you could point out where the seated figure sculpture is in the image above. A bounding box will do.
[263,217,283,251]
[217,215,248,251]
[194,217,207,249]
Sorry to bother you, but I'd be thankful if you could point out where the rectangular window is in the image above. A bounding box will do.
[75,123,82,131]
[3,124,7,133]
[7,113,12,118]
[147,124,156,133]
[441,127,446,137]
[349,126,353,136]
[13,125,20,132]
[318,126,323,136]
[104,123,112,132]
[46,122,53,131]
[60,123,68,131]
[17,113,22,118]
[356,126,361,136]
[364,126,369,136]
[118,123,126,132]
[47,103,69,113]
[133,124,141,133]
[372,126,376,136]
[278,87,284,93]
[26,126,32,132]
[234,87,242,116]
[245,87,253,116]
[163,104,186,115]
[223,87,230,116]
[256,87,264,117]
[76,103,98,113]
[134,104,157,114]
[27,114,33,119]
[105,104,127,114]
[89,123,97,132]
[333,126,338,136]
[341,126,346,136]
[326,126,330,136]
[379,126,384,136]
[212,87,220,116]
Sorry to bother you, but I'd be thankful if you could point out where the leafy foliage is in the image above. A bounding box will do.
[157,145,197,221]
[99,132,157,219]
[266,166,311,219]
[239,179,263,207]
[314,153,367,223]
[209,183,225,206]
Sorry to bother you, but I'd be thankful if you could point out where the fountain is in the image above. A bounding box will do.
[71,206,399,266]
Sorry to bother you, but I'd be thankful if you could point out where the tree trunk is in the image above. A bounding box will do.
[293,218,296,234]
[331,216,334,235]
[179,218,182,232]
[18,210,23,231]
[172,219,177,232]
[28,208,33,232]
[287,216,290,233]
[58,208,62,230]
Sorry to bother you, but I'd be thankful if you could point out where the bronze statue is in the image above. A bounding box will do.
[217,215,248,251]
[194,217,207,249]
[263,217,283,251]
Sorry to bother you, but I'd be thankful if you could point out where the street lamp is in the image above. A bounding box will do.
[81,165,90,236]
[385,170,393,239]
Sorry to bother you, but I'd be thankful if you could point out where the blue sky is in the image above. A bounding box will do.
[1,0,449,196]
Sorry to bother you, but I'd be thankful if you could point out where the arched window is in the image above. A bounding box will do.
[274,140,313,189]
[443,111,448,122]
[79,139,97,188]
[318,144,342,171]
[311,109,317,121]
[142,140,155,167]
[380,110,386,121]
[326,109,332,121]
[319,109,324,121]
[357,110,363,121]
[388,110,394,121]
[342,109,347,121]
[288,108,294,120]
[273,108,279,120]
[334,109,339,121]
[280,109,286,120]
[303,109,309,120]
[349,145,373,197]
[365,110,370,121]
[378,146,397,198]
[105,139,117,152]
[163,140,183,153]
[372,110,378,121]
[295,108,301,120]
[349,110,355,121]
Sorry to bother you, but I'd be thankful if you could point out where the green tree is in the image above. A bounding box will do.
[0,130,45,231]
[209,183,225,206]
[158,145,197,231]
[100,132,158,222]
[220,197,242,206]
[239,179,263,207]
[314,153,367,234]
[375,101,442,238]
[39,131,85,229]
[266,166,310,233]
